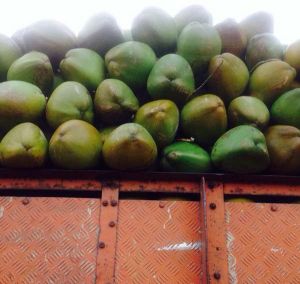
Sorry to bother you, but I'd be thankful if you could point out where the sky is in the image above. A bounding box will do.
[0,0,298,44]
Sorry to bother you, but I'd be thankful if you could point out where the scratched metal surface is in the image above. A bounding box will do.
[225,202,300,284]
[115,200,202,284]
[0,197,100,284]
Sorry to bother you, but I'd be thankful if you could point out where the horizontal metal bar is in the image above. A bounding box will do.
[0,169,299,195]
[224,182,300,197]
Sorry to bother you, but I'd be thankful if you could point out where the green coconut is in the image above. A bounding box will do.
[49,119,102,169]
[60,48,105,92]
[19,20,76,70]
[211,125,269,174]
[46,81,94,129]
[105,41,156,90]
[177,22,222,78]
[7,51,54,94]
[0,81,46,131]
[131,7,177,55]
[0,122,48,168]
[94,79,139,125]
[134,100,179,149]
[245,33,283,70]
[249,60,296,106]
[181,94,227,146]
[147,54,195,107]
[0,34,22,82]
[284,39,300,77]
[207,53,249,104]
[271,88,300,128]
[102,123,157,170]
[160,141,211,172]
[265,125,300,174]
[77,12,124,56]
[175,5,212,33]
[228,96,270,130]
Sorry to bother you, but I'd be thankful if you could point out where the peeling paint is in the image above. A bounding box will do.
[157,241,202,251]
[87,207,92,217]
[0,206,4,218]
[271,247,284,254]
[163,202,176,229]
[225,208,231,224]
[227,231,237,284]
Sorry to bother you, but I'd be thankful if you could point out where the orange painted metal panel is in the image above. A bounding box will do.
[0,197,100,284]
[225,202,300,284]
[115,200,203,283]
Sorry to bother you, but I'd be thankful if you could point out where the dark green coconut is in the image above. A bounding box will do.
[271,88,300,128]
[147,54,195,107]
[160,141,211,172]
[211,125,269,174]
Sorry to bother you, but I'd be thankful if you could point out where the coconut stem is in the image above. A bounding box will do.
[189,58,224,100]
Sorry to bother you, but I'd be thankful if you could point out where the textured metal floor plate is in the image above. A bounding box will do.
[115,200,202,284]
[0,197,100,284]
[226,202,300,284]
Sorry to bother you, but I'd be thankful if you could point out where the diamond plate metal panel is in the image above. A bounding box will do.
[115,200,202,284]
[225,202,300,284]
[0,197,100,284]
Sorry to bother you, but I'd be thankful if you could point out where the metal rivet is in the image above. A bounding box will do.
[209,203,217,210]
[22,198,30,205]
[271,205,278,212]
[109,221,116,227]
[159,202,165,208]
[99,242,105,249]
[111,200,118,207]
[214,272,221,280]
[102,200,108,206]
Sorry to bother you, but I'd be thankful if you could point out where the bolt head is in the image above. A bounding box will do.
[271,205,278,212]
[109,221,116,227]
[213,272,221,280]
[209,203,217,210]
[22,198,30,205]
[99,242,105,249]
[102,200,108,206]
[159,202,165,208]
[111,200,118,207]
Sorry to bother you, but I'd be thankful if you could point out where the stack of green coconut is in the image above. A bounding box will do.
[0,5,300,174]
